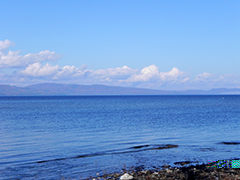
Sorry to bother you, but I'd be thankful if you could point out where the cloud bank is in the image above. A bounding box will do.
[0,40,61,68]
[1,40,240,90]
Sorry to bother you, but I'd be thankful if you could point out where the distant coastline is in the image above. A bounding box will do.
[1,83,240,96]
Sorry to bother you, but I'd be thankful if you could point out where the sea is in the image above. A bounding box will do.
[0,95,240,179]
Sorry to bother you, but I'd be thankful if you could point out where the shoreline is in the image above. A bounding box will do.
[87,161,240,180]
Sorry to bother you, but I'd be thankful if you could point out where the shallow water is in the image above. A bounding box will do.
[0,95,240,179]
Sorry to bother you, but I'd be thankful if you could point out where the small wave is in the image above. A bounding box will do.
[199,147,216,152]
[37,144,178,164]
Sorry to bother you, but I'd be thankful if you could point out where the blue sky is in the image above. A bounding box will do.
[0,0,239,90]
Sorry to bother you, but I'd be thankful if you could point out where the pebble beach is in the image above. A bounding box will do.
[89,162,240,180]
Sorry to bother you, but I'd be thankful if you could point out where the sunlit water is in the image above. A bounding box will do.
[0,95,240,179]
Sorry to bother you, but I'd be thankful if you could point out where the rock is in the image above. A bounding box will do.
[89,161,240,179]
[166,169,172,173]
[141,170,151,174]
[120,173,133,180]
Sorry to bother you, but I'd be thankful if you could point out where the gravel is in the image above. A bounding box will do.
[89,163,240,180]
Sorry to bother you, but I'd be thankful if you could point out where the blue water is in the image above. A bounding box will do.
[0,95,240,179]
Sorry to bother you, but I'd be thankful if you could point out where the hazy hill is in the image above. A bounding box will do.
[0,83,172,96]
[0,83,240,96]
[26,83,172,95]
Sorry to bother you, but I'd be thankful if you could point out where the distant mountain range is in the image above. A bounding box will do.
[0,83,240,96]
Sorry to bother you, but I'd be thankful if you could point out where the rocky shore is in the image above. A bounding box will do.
[89,162,240,180]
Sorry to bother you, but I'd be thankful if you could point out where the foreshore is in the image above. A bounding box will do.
[88,161,240,180]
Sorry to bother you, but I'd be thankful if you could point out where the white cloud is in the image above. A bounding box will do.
[21,62,60,77]
[3,61,240,90]
[125,65,187,83]
[20,63,91,80]
[215,74,240,87]
[57,65,79,77]
[19,64,188,88]
[2,40,240,90]
[159,67,186,81]
[128,64,159,82]
[56,64,91,78]
[0,39,13,51]
[194,72,214,82]
[92,65,137,81]
[0,40,61,68]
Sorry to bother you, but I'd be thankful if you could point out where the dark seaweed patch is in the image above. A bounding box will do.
[152,144,178,150]
[131,145,149,149]
[220,142,240,145]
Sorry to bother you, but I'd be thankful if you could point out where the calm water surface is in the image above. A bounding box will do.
[0,95,240,179]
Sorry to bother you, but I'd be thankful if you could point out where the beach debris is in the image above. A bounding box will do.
[119,173,133,180]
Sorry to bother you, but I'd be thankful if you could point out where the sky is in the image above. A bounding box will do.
[0,0,239,90]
